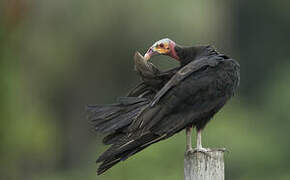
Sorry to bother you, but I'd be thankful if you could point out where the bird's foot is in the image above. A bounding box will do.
[185,148,194,155]
[193,147,210,153]
[193,147,212,157]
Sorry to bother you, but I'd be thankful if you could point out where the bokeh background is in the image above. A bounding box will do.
[1,0,290,179]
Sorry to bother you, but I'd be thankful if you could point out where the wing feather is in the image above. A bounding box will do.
[151,55,223,106]
[128,55,224,133]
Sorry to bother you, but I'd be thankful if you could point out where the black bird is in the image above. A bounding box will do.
[87,38,240,175]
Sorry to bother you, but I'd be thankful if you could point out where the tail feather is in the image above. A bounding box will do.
[97,158,121,175]
[97,106,142,133]
[102,132,124,145]
[87,97,149,134]
[87,105,122,124]
[96,133,166,175]
[87,97,168,175]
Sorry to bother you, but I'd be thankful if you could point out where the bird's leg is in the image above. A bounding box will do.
[194,129,209,153]
[197,129,202,149]
[185,127,193,153]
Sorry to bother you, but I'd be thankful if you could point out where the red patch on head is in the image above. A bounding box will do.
[169,41,180,61]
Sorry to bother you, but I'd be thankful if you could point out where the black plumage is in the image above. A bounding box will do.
[87,42,240,175]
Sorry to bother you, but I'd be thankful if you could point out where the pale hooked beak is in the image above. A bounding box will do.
[144,47,157,61]
[144,53,151,61]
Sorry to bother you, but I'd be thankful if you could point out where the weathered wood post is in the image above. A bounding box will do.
[184,149,226,180]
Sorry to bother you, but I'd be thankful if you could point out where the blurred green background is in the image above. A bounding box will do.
[1,0,290,179]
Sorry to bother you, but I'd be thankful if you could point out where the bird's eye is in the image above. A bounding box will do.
[159,43,164,48]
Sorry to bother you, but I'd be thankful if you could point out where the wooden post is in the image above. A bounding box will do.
[184,149,226,180]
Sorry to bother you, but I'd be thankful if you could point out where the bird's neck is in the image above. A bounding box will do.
[174,45,219,66]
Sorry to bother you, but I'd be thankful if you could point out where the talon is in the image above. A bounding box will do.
[185,148,194,155]
[193,148,212,157]
[193,148,209,152]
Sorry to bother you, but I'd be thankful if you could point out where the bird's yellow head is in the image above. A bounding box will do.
[144,38,179,61]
